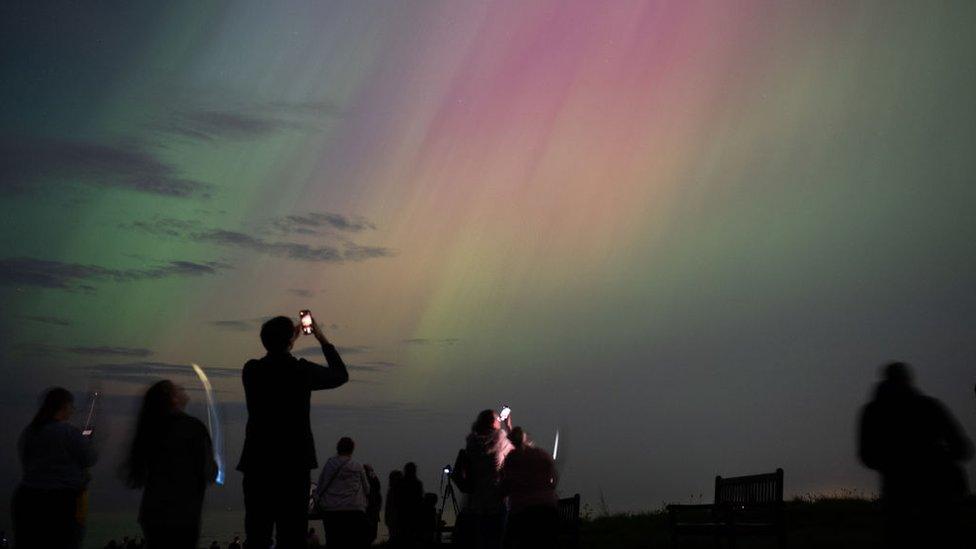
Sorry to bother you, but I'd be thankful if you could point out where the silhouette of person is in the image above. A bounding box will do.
[237,315,348,548]
[396,462,425,547]
[12,387,97,549]
[123,380,217,549]
[385,470,404,546]
[858,362,974,548]
[307,527,322,548]
[500,427,558,549]
[363,464,383,546]
[419,493,438,546]
[314,437,369,548]
[228,536,242,549]
[458,409,514,549]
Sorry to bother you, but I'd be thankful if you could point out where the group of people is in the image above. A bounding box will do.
[450,411,559,549]
[11,307,972,549]
[10,314,350,549]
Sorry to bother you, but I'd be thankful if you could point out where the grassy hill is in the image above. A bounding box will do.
[579,497,976,548]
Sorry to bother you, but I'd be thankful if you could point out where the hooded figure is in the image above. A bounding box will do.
[858,362,972,548]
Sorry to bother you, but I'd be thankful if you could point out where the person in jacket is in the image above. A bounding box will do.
[124,380,217,549]
[238,315,349,548]
[858,362,973,548]
[500,428,558,549]
[315,437,369,549]
[460,409,514,549]
[13,387,97,549]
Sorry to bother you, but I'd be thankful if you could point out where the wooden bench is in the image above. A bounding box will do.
[557,493,581,549]
[667,468,785,548]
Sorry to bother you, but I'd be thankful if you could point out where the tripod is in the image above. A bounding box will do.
[436,470,461,543]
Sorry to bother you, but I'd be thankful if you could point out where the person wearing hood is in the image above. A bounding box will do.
[315,437,370,549]
[858,362,973,548]
[459,409,514,549]
[500,427,558,549]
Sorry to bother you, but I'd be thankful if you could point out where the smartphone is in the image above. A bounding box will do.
[299,310,314,335]
[499,405,511,422]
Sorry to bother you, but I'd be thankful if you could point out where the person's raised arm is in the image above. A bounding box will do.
[69,425,98,469]
[303,319,349,390]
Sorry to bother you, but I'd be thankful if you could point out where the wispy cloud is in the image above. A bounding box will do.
[64,346,153,358]
[294,344,372,358]
[273,212,375,235]
[122,215,392,264]
[119,217,201,237]
[0,257,228,291]
[287,288,313,297]
[160,110,294,141]
[208,317,271,332]
[403,338,459,346]
[18,315,73,327]
[82,361,239,383]
[194,229,393,263]
[156,99,342,142]
[0,135,210,198]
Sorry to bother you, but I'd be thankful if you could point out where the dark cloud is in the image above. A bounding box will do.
[119,217,201,237]
[294,344,372,358]
[0,135,210,197]
[194,229,393,263]
[83,361,239,383]
[208,317,270,331]
[18,315,72,327]
[0,256,227,290]
[403,338,459,346]
[157,100,341,142]
[122,216,392,264]
[361,360,399,368]
[287,288,313,297]
[160,110,293,141]
[273,212,376,235]
[64,346,153,358]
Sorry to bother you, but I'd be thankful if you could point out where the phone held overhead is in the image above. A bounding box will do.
[299,310,314,335]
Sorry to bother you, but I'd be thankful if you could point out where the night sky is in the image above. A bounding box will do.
[2,0,975,538]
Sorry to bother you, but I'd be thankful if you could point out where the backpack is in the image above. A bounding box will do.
[451,448,473,494]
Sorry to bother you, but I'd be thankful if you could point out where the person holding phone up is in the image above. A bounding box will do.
[237,313,349,549]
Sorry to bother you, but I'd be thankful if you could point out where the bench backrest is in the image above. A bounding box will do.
[558,493,581,523]
[714,468,783,506]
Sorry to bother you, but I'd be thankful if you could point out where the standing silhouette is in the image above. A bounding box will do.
[385,470,404,546]
[124,380,217,549]
[500,427,558,549]
[858,362,973,548]
[458,409,514,549]
[397,462,425,547]
[12,387,97,549]
[314,436,369,549]
[363,464,382,547]
[237,315,348,548]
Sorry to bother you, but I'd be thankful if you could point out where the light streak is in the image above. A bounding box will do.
[191,363,225,486]
[553,429,560,460]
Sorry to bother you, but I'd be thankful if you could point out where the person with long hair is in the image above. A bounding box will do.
[459,409,514,549]
[124,380,217,549]
[13,387,97,549]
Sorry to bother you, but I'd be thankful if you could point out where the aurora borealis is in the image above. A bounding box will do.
[2,0,975,534]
